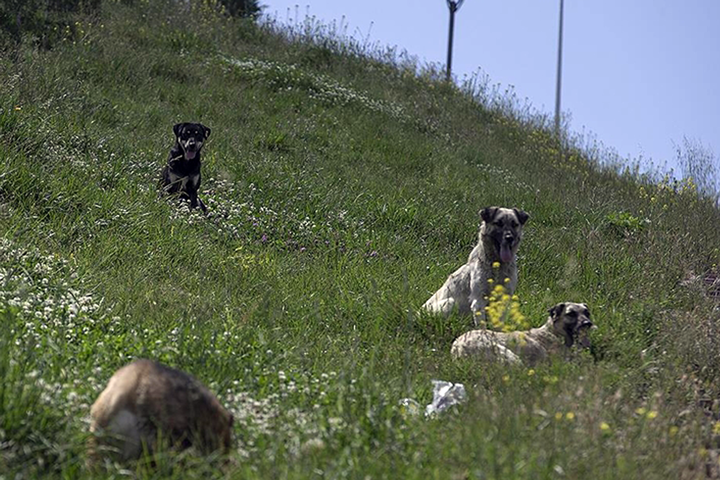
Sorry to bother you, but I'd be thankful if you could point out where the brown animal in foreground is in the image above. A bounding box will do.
[451,302,595,366]
[88,359,233,466]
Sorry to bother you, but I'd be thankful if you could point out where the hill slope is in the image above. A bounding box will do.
[2,1,720,478]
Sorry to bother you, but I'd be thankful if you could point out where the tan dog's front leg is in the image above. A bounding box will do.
[469,265,487,327]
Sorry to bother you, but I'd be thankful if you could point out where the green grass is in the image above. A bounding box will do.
[2,1,720,478]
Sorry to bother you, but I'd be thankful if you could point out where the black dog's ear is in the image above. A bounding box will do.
[548,303,566,319]
[480,207,499,223]
[173,123,184,138]
[202,125,211,139]
[514,208,529,225]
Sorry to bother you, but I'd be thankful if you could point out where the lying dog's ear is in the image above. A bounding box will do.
[480,207,499,223]
[173,123,184,138]
[201,124,211,139]
[548,303,566,319]
[514,208,529,225]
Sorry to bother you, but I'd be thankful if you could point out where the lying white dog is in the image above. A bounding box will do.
[451,302,595,366]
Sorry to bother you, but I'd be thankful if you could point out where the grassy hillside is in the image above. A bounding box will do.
[2,1,720,478]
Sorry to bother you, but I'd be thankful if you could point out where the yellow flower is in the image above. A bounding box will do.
[713,421,720,435]
[646,411,658,420]
[504,277,511,283]
[566,412,575,421]
[527,369,535,376]
[600,422,611,432]
[492,261,501,269]
[487,278,494,284]
[14,106,21,111]
[554,412,563,421]
[502,375,510,383]
[635,407,647,416]
[669,426,679,437]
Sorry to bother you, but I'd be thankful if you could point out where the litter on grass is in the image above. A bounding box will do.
[399,380,467,418]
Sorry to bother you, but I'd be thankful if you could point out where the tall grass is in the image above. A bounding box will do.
[1,0,720,478]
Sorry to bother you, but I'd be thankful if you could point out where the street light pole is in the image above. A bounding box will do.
[445,0,465,82]
[554,0,564,136]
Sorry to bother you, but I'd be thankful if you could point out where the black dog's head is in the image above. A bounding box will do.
[173,122,211,161]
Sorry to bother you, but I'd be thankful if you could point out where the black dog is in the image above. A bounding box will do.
[160,122,211,212]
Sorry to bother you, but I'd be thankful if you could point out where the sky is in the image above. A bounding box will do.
[263,0,720,175]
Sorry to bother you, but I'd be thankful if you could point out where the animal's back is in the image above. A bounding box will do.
[88,359,233,465]
[423,263,472,315]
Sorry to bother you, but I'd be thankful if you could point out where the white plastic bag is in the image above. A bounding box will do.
[425,380,467,416]
[399,380,468,418]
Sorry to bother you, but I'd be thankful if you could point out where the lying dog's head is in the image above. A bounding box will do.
[173,122,211,161]
[480,207,529,264]
[548,302,595,348]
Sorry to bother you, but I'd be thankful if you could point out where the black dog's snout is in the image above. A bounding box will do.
[503,232,515,243]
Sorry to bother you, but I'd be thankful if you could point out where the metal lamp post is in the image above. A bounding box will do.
[554,0,564,136]
[446,0,465,82]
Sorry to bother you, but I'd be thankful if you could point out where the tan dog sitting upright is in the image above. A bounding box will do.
[88,359,234,466]
[451,302,595,366]
[423,207,529,324]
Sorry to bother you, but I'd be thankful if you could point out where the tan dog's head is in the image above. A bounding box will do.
[548,302,595,348]
[480,207,529,264]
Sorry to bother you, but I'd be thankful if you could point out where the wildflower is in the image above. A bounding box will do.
[502,375,510,383]
[669,426,679,436]
[713,421,720,435]
[487,278,494,284]
[635,407,647,416]
[646,410,658,420]
[600,422,611,432]
[554,412,563,421]
[504,277,511,284]
[492,262,501,269]
[566,412,575,421]
[14,106,21,111]
[527,369,535,376]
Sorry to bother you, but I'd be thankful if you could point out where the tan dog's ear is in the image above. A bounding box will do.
[548,303,566,319]
[514,208,529,225]
[480,207,499,223]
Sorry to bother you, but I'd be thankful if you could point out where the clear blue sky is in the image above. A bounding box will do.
[263,0,719,174]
